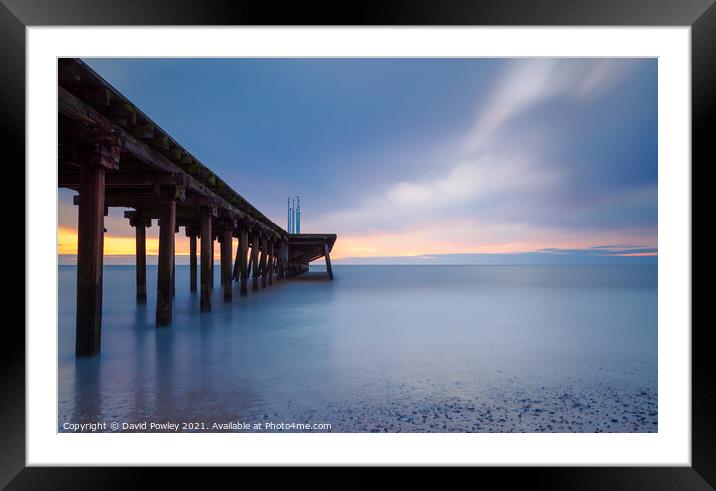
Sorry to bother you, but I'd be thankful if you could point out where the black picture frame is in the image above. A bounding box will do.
[2,0,713,487]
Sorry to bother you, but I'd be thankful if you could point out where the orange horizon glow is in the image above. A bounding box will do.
[325,223,657,259]
[58,226,228,259]
[57,226,657,260]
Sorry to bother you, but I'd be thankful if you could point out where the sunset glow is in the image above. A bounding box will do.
[58,58,657,264]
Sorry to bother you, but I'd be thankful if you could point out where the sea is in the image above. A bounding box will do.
[58,264,657,433]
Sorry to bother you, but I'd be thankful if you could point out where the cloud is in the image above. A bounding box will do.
[315,152,560,236]
[308,58,653,256]
[385,154,548,208]
[466,59,636,150]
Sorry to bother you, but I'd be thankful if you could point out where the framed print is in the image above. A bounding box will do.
[3,0,714,487]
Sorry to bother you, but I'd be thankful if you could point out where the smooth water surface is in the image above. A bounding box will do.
[59,265,657,432]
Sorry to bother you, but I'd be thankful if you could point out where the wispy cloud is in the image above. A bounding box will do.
[538,246,657,256]
[311,58,653,258]
[466,59,635,150]
[317,153,558,235]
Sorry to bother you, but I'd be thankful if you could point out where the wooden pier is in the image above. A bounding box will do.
[58,58,337,357]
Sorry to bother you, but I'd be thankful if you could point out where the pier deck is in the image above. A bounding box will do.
[58,58,337,356]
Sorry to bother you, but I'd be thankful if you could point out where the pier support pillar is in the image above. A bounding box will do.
[247,241,253,278]
[132,212,148,304]
[275,242,282,281]
[221,226,233,302]
[267,239,274,286]
[156,198,176,326]
[260,236,268,288]
[172,227,176,298]
[210,235,215,292]
[287,244,294,278]
[232,232,241,282]
[188,228,197,293]
[75,160,106,356]
[283,242,289,279]
[200,206,213,312]
[75,139,120,356]
[284,246,289,278]
[239,228,249,296]
[324,243,334,280]
[252,232,260,291]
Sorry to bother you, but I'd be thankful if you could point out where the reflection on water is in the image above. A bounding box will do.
[59,265,657,432]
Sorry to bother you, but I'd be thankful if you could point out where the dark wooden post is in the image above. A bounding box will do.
[251,232,260,291]
[284,245,289,278]
[188,228,197,292]
[279,241,287,280]
[324,243,334,280]
[75,160,106,356]
[239,228,249,296]
[275,242,281,281]
[75,140,120,357]
[131,211,148,304]
[286,242,290,278]
[247,243,253,278]
[172,226,177,298]
[200,206,213,312]
[232,232,241,282]
[268,239,274,286]
[221,225,233,302]
[283,241,288,279]
[156,196,177,326]
[210,235,215,292]
[260,236,268,288]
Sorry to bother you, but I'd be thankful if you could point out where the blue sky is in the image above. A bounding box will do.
[59,58,657,264]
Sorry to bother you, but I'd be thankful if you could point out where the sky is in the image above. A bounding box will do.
[58,58,657,265]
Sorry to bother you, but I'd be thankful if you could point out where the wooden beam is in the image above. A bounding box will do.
[289,247,328,266]
[59,83,287,239]
[75,159,105,357]
[131,122,154,140]
[60,171,187,188]
[287,240,335,247]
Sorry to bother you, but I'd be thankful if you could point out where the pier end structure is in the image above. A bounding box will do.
[58,58,336,356]
[286,234,337,277]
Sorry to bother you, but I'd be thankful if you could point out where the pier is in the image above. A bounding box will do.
[58,58,337,357]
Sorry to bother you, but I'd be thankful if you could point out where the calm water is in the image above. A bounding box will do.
[58,265,657,432]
